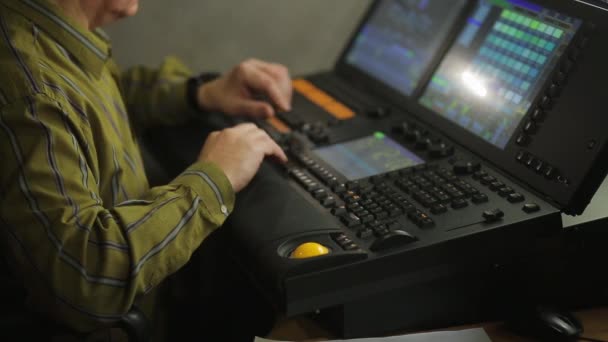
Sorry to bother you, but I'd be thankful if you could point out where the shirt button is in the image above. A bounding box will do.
[220,205,229,215]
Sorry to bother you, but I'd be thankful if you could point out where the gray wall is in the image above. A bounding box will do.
[105,0,371,76]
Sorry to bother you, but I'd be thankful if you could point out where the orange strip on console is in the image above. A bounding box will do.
[266,116,291,134]
[292,78,355,120]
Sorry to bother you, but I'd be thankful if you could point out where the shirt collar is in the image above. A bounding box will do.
[4,0,112,77]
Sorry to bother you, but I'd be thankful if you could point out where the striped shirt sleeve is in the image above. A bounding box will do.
[118,56,201,127]
[0,92,235,331]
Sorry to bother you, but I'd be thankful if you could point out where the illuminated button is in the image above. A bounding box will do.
[290,242,330,259]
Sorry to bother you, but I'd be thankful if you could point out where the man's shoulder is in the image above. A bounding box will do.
[0,6,46,108]
[0,6,84,112]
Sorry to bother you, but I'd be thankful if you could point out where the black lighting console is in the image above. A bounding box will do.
[222,0,608,337]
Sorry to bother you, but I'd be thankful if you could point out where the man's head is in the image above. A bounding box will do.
[53,0,139,29]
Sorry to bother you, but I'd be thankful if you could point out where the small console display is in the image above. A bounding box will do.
[312,132,425,181]
[419,0,582,148]
[345,0,468,96]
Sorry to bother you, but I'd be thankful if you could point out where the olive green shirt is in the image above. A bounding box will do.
[0,0,235,333]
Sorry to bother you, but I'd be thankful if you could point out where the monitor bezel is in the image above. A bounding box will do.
[332,0,589,211]
[334,0,475,100]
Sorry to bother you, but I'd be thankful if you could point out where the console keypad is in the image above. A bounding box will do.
[472,168,526,204]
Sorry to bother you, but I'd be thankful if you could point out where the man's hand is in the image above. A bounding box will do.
[197,59,292,118]
[198,123,288,192]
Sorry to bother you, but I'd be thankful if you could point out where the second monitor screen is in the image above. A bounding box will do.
[345,0,468,97]
[420,0,582,149]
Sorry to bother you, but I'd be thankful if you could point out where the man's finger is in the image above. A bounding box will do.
[234,99,274,118]
[232,122,260,132]
[251,61,293,111]
[261,136,288,163]
[243,66,291,112]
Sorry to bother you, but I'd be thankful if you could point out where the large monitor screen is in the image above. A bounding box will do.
[345,0,468,97]
[419,0,582,149]
[312,132,424,181]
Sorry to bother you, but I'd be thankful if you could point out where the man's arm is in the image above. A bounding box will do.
[120,58,294,128]
[0,93,234,332]
[118,56,202,127]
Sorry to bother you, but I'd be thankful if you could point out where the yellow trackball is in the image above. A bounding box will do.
[290,242,330,259]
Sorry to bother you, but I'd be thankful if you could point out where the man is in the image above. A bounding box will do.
[0,0,291,339]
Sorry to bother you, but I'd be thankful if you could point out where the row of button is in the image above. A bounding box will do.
[392,122,455,159]
[515,34,587,149]
[333,233,360,251]
[295,153,341,187]
[514,32,591,187]
[301,121,331,144]
[516,150,560,182]
[289,168,339,208]
[472,170,525,203]
[394,168,488,214]
[330,179,434,230]
[370,181,435,228]
[330,185,421,252]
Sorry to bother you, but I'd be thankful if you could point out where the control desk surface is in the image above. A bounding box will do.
[197,0,608,336]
